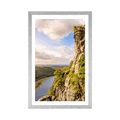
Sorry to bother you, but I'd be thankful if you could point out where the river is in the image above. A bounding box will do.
[35,76,54,101]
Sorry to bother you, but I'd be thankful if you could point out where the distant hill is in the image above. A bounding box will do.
[35,65,67,81]
[35,66,55,81]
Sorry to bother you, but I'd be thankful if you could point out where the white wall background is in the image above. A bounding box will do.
[0,0,120,120]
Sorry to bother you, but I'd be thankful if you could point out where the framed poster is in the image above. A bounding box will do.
[28,11,92,109]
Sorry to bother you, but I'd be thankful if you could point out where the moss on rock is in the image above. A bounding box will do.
[78,54,85,79]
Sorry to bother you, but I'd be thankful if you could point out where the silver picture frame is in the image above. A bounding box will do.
[28,11,92,109]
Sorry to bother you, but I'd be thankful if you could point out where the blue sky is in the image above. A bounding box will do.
[60,32,74,46]
[36,28,74,47]
[35,19,84,65]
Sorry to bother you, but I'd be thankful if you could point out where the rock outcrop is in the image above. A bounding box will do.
[40,25,85,101]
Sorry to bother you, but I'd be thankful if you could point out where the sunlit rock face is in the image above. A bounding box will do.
[40,25,85,101]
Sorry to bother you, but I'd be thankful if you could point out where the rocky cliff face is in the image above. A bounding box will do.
[40,25,85,101]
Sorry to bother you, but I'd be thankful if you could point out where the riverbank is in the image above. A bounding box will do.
[36,75,54,82]
[35,76,54,89]
[35,66,55,81]
[35,79,44,89]
[35,76,54,101]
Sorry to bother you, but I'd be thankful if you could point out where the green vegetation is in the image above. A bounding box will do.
[79,54,85,79]
[47,53,85,98]
[35,65,68,91]
[35,66,55,81]
[53,68,65,88]
[47,66,69,96]
[68,70,74,78]
[79,54,85,66]
[68,73,81,98]
[47,85,54,95]
[35,80,43,89]
[70,74,79,85]
[69,60,73,67]
[62,66,70,72]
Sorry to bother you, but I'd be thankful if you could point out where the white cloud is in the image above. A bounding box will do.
[35,19,84,40]
[35,43,74,65]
